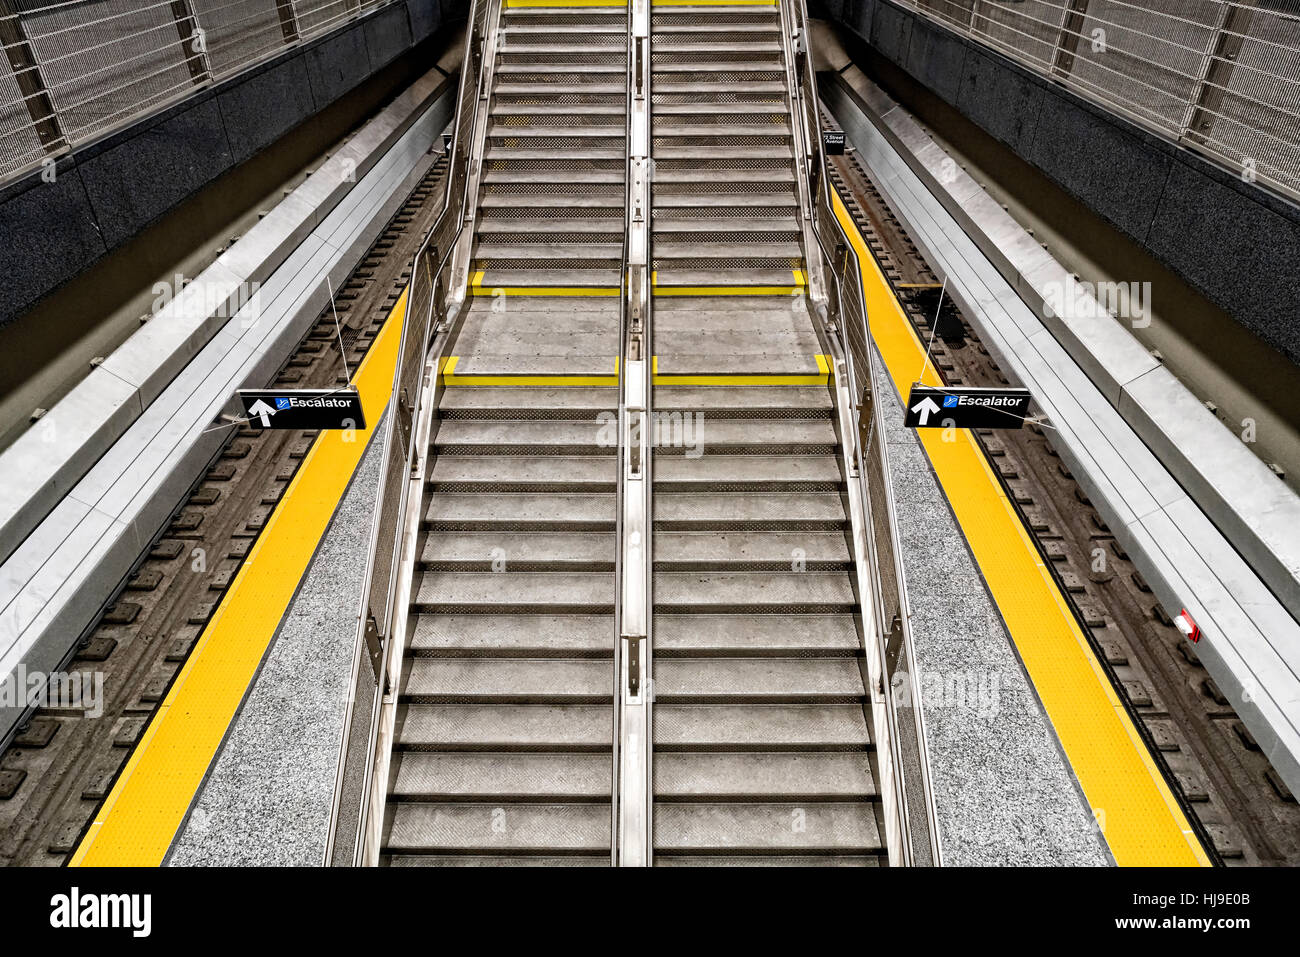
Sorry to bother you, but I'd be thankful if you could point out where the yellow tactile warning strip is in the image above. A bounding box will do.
[651,269,806,297]
[469,271,621,297]
[438,355,829,387]
[440,355,621,387]
[506,0,627,7]
[651,353,829,386]
[832,189,1210,867]
[70,290,408,867]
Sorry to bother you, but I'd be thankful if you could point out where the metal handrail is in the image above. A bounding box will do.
[782,0,942,866]
[336,0,497,866]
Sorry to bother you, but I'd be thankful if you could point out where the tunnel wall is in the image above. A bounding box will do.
[0,0,464,329]
[821,0,1300,366]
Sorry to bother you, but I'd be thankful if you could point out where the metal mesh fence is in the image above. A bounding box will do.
[893,0,1300,198]
[0,0,417,185]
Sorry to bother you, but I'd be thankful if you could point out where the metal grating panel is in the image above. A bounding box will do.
[25,0,198,144]
[0,0,411,186]
[0,48,45,176]
[192,0,286,78]
[897,0,1300,198]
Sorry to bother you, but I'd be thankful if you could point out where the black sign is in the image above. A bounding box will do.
[237,387,366,430]
[904,384,1032,430]
[823,130,845,155]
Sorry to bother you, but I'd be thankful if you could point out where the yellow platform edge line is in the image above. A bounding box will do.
[70,289,409,868]
[831,188,1209,868]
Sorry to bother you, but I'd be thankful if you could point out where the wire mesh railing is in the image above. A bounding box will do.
[896,0,1300,200]
[361,0,487,670]
[0,0,422,186]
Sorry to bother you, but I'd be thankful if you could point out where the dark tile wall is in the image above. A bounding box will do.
[825,0,1300,365]
[0,0,460,328]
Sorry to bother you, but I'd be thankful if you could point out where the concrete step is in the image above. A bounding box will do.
[481,168,625,184]
[654,240,803,260]
[390,753,612,801]
[409,615,613,658]
[484,147,624,162]
[433,419,614,452]
[651,215,800,233]
[496,63,625,75]
[653,145,792,161]
[397,703,612,750]
[654,531,851,568]
[413,570,615,613]
[472,241,623,259]
[402,657,614,702]
[653,571,857,612]
[387,855,611,866]
[652,41,783,54]
[653,455,842,491]
[653,385,831,411]
[653,659,866,702]
[648,417,836,449]
[439,386,617,414]
[428,455,617,492]
[490,102,625,116]
[652,803,882,855]
[654,492,847,529]
[654,753,876,800]
[480,192,624,209]
[425,493,615,530]
[476,216,625,234]
[656,855,879,866]
[654,704,871,750]
[652,194,795,209]
[654,80,786,94]
[501,43,630,55]
[653,22,780,33]
[654,614,861,657]
[652,61,784,74]
[654,121,792,137]
[386,804,611,854]
[650,267,803,289]
[420,531,615,570]
[487,125,626,139]
[470,267,622,289]
[653,168,793,184]
[495,82,626,95]
[652,99,787,114]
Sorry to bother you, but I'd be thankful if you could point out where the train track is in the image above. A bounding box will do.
[824,111,1300,867]
[0,148,449,867]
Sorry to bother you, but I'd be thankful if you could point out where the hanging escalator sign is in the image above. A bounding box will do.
[237,387,366,430]
[823,130,846,155]
[904,384,1032,430]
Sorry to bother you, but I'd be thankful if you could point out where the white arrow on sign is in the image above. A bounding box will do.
[248,399,277,428]
[911,395,941,426]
